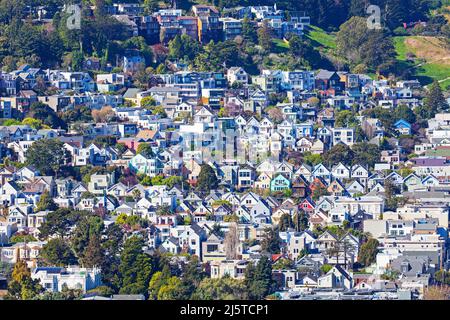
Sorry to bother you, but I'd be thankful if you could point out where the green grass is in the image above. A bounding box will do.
[272,38,290,52]
[306,25,336,50]
[416,63,450,88]
[393,36,409,61]
[393,36,450,90]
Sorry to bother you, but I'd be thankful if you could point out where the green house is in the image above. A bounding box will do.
[270,174,291,192]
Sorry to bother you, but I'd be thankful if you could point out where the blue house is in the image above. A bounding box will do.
[270,174,291,192]
[295,121,314,138]
[394,119,412,135]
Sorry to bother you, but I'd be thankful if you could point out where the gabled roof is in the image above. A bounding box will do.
[394,119,412,128]
[317,230,339,241]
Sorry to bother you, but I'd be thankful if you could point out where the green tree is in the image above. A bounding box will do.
[81,234,104,268]
[335,110,357,127]
[418,81,448,119]
[336,16,395,71]
[26,138,69,176]
[148,266,171,299]
[192,277,248,300]
[278,213,294,232]
[242,16,257,43]
[358,238,379,267]
[5,260,43,300]
[245,256,274,300]
[38,208,76,239]
[293,210,308,232]
[157,276,184,300]
[35,190,58,212]
[323,143,355,166]
[71,50,84,71]
[71,215,104,263]
[257,20,273,52]
[117,236,154,296]
[140,96,157,109]
[27,102,66,129]
[261,227,281,254]
[396,104,417,124]
[9,234,37,243]
[272,258,294,270]
[168,34,200,62]
[351,142,380,169]
[197,164,218,193]
[40,238,77,267]
[303,152,323,166]
[136,143,154,158]
[100,224,124,292]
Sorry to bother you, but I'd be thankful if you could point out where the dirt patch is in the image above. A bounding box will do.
[404,36,450,66]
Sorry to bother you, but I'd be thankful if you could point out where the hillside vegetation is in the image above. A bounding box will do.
[394,36,450,89]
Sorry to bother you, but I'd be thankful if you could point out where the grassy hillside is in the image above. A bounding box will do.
[306,25,336,50]
[303,26,449,90]
[393,36,450,90]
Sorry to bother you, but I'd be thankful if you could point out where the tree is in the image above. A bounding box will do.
[257,20,273,52]
[335,110,357,127]
[358,238,379,267]
[272,258,295,270]
[423,286,450,300]
[27,102,66,129]
[242,16,257,43]
[303,152,323,166]
[40,238,77,267]
[396,104,416,124]
[71,50,84,71]
[157,276,184,300]
[170,255,206,299]
[101,224,124,292]
[71,215,104,263]
[6,260,43,300]
[384,179,400,211]
[136,143,154,158]
[278,213,294,232]
[22,117,43,130]
[91,106,115,123]
[141,96,157,109]
[192,277,248,300]
[261,227,281,254]
[293,210,308,232]
[323,143,355,166]
[245,256,274,300]
[224,223,239,260]
[351,142,380,169]
[336,16,395,71]
[35,190,58,212]
[9,233,37,243]
[26,138,69,176]
[168,34,200,62]
[417,81,448,119]
[434,269,450,285]
[117,236,154,296]
[81,234,104,268]
[148,266,171,299]
[197,164,218,193]
[38,208,75,239]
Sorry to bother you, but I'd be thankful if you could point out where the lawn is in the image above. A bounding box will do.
[272,38,290,52]
[306,25,336,50]
[393,36,450,90]
[393,36,409,61]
